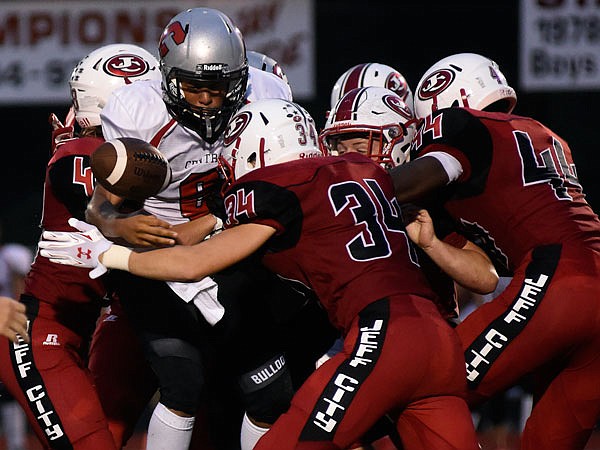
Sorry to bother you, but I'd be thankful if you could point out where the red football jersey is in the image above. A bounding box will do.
[25,136,108,307]
[223,152,437,331]
[412,107,600,272]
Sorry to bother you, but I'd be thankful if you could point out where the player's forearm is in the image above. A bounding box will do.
[420,238,499,295]
[99,223,274,282]
[85,186,126,237]
[171,214,223,245]
[389,156,449,203]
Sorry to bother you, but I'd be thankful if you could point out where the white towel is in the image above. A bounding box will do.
[166,277,225,325]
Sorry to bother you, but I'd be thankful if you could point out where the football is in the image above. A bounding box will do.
[91,137,171,201]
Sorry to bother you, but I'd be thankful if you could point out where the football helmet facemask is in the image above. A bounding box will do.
[69,43,160,128]
[320,87,416,168]
[414,52,517,119]
[219,99,322,190]
[159,8,249,143]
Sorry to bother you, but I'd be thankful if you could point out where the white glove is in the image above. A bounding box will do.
[38,218,113,279]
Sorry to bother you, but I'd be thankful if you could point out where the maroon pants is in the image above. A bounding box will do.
[0,298,117,449]
[458,244,600,450]
[256,295,479,450]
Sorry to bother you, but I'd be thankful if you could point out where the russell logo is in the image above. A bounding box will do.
[42,334,60,346]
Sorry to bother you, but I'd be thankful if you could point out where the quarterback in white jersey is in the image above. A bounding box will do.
[100,67,292,226]
[84,8,306,450]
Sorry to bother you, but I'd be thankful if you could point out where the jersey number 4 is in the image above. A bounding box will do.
[515,130,581,200]
[328,178,417,264]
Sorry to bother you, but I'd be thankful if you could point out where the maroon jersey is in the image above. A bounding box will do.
[412,107,600,272]
[223,152,437,331]
[25,136,108,308]
[0,136,119,449]
[411,108,600,449]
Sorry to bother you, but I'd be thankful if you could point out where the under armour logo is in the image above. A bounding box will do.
[77,247,92,259]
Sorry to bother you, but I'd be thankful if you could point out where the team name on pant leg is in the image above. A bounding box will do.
[463,239,564,390]
[10,332,68,443]
[300,301,389,442]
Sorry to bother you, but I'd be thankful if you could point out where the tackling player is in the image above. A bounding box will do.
[0,43,160,450]
[38,98,482,449]
[83,8,333,450]
[389,52,600,450]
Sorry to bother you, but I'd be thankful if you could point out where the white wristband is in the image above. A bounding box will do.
[213,215,224,232]
[100,245,132,271]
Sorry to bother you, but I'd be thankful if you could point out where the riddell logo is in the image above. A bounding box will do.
[42,334,60,346]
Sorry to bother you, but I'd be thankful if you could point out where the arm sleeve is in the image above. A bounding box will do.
[421,152,463,184]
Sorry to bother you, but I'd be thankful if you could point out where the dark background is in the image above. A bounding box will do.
[2,0,598,246]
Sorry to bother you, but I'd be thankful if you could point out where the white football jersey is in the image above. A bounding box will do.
[100,66,292,224]
[100,66,291,322]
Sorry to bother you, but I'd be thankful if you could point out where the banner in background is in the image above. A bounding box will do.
[520,0,600,91]
[0,0,314,104]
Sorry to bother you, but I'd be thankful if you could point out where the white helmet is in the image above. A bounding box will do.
[320,86,416,167]
[159,8,248,143]
[414,52,517,119]
[69,43,160,128]
[329,63,413,112]
[247,50,289,85]
[220,99,322,185]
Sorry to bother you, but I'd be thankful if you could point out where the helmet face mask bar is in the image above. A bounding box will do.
[159,8,249,143]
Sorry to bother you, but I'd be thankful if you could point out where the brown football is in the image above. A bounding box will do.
[91,137,171,201]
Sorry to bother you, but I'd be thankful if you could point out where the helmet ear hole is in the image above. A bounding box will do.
[247,152,257,169]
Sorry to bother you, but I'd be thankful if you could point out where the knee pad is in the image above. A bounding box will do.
[146,337,204,415]
[238,354,294,424]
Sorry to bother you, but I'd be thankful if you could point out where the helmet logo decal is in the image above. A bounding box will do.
[224,111,252,146]
[103,54,150,78]
[159,21,188,58]
[382,94,412,120]
[385,72,407,99]
[417,69,455,100]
